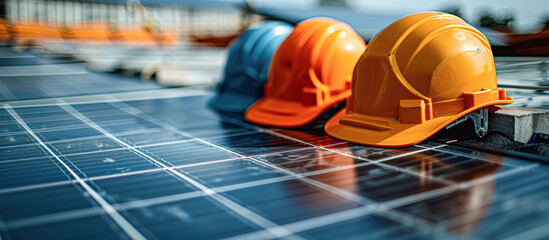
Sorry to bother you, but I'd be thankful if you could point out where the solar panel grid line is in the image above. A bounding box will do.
[225,123,455,185]
[224,206,376,240]
[0,165,447,236]
[110,98,459,186]
[4,88,207,109]
[2,92,545,238]
[4,143,462,216]
[111,191,210,213]
[414,144,525,167]
[58,102,302,240]
[206,116,545,234]
[0,129,536,236]
[108,98,453,185]
[6,96,438,237]
[0,179,79,195]
[0,80,17,100]
[0,143,322,197]
[2,174,298,231]
[1,128,219,160]
[227,164,534,240]
[0,125,162,144]
[3,105,147,240]
[220,160,439,237]
[4,207,102,231]
[427,167,542,235]
[30,131,103,179]
[103,99,473,234]
[0,214,11,240]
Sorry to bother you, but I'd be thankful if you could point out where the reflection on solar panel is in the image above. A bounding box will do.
[1,50,549,239]
[2,93,549,239]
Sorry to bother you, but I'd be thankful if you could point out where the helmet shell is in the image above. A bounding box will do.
[325,12,513,147]
[210,21,292,113]
[245,17,367,127]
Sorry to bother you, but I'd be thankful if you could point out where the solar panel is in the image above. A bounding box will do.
[0,47,163,102]
[1,51,549,239]
[496,58,549,110]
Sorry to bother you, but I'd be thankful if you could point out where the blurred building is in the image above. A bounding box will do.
[3,0,246,40]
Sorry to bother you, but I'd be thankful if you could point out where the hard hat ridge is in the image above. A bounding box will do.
[325,12,513,147]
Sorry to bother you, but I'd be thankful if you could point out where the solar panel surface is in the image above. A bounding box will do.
[1,49,549,239]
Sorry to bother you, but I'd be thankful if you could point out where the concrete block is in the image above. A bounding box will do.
[489,106,549,143]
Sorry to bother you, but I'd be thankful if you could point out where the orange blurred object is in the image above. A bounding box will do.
[0,19,176,47]
[245,17,367,128]
[0,19,10,43]
[6,20,63,45]
[325,12,513,147]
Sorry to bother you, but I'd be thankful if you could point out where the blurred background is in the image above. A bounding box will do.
[0,0,548,88]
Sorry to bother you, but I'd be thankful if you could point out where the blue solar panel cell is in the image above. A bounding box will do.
[223,180,361,225]
[123,197,260,240]
[258,148,359,174]
[310,164,449,202]
[177,121,252,138]
[0,122,25,133]
[91,171,198,204]
[116,129,190,146]
[0,157,69,189]
[7,216,123,240]
[139,140,241,166]
[182,159,287,188]
[0,133,35,147]
[58,149,160,178]
[302,214,432,239]
[35,127,104,142]
[48,137,124,155]
[396,168,549,238]
[206,131,311,156]
[0,145,51,161]
[0,184,95,221]
[26,119,89,131]
[274,128,344,147]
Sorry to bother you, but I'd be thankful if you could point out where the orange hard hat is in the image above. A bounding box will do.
[325,12,513,147]
[245,17,367,127]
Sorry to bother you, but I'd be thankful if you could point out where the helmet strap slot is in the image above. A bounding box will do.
[398,88,509,125]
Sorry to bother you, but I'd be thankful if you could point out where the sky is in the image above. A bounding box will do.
[257,0,549,32]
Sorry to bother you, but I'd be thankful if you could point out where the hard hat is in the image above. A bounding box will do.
[245,17,367,127]
[209,21,293,113]
[325,12,513,147]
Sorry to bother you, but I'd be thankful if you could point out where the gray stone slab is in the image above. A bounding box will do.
[489,106,549,143]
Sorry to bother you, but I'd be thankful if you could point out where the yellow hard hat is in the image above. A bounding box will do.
[325,12,513,147]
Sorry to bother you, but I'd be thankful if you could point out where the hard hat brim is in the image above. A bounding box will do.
[209,92,259,113]
[325,98,513,148]
[246,97,345,128]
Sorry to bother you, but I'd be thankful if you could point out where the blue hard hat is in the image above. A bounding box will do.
[209,21,293,113]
